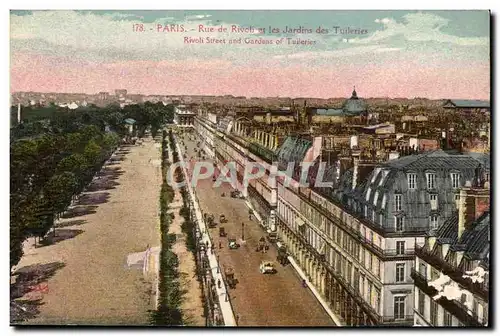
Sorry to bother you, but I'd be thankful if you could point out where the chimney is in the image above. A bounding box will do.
[458,183,491,239]
[388,151,400,161]
[351,149,361,189]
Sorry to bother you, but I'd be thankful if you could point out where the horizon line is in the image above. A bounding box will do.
[10,90,490,102]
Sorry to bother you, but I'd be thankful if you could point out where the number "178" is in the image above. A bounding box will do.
[133,23,144,32]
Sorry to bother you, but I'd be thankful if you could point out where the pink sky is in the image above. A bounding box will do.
[11,53,490,99]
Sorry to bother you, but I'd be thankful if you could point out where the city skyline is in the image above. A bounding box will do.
[11,10,490,99]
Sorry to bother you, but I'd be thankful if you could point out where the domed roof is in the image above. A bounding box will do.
[342,87,367,115]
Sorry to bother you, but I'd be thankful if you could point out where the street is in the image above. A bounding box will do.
[179,132,335,326]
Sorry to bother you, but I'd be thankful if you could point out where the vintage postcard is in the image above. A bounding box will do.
[10,9,491,327]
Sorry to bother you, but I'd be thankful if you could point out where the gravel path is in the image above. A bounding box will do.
[12,137,162,325]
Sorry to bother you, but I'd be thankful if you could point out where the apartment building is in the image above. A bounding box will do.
[193,108,490,326]
[412,183,490,327]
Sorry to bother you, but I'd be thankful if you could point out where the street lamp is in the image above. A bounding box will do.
[241,222,245,241]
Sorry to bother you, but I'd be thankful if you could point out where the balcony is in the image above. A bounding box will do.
[383,248,415,258]
[380,315,414,325]
[411,268,482,327]
[248,142,274,163]
[415,245,488,301]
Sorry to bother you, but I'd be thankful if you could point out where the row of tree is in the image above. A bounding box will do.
[10,102,175,271]
[151,130,183,325]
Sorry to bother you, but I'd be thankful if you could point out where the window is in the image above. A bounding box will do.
[360,274,365,296]
[374,288,381,314]
[431,268,440,281]
[374,257,380,276]
[451,173,460,189]
[443,310,452,326]
[430,194,438,210]
[379,214,384,225]
[381,194,387,209]
[419,262,427,278]
[373,191,379,205]
[394,296,406,320]
[367,282,372,304]
[379,170,389,186]
[426,173,436,189]
[364,205,368,218]
[418,290,425,315]
[430,300,438,325]
[407,173,417,190]
[430,215,438,230]
[371,210,376,223]
[369,231,374,243]
[366,187,372,201]
[396,263,405,282]
[394,194,402,211]
[396,241,405,255]
[473,299,478,317]
[395,216,404,232]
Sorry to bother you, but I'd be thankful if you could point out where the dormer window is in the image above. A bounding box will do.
[381,194,387,209]
[372,168,381,183]
[426,173,436,189]
[366,187,372,201]
[373,191,379,206]
[430,215,438,230]
[429,194,438,210]
[395,216,404,232]
[394,194,402,212]
[451,173,460,189]
[379,170,389,187]
[407,173,417,190]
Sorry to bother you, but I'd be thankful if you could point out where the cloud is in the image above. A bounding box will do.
[374,18,392,24]
[186,14,212,20]
[352,12,488,46]
[273,45,400,60]
[10,11,274,62]
[103,13,138,20]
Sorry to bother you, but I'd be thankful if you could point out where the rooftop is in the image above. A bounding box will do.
[443,100,490,109]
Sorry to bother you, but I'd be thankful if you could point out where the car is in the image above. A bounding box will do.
[259,261,277,274]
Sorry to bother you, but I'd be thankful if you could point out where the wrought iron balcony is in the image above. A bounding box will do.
[411,268,482,327]
[415,245,488,301]
[380,315,414,324]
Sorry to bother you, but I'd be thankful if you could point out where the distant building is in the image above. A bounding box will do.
[174,106,196,127]
[115,89,128,97]
[98,92,110,100]
[362,123,395,135]
[310,88,368,123]
[443,100,490,114]
[124,118,136,135]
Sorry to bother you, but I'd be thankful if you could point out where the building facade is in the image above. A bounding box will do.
[192,104,491,327]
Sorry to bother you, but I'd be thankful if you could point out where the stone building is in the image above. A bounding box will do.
[412,182,490,326]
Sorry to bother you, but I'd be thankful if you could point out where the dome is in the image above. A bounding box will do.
[342,87,367,115]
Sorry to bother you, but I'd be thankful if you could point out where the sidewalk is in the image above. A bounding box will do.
[172,136,237,326]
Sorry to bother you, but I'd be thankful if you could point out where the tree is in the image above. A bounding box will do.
[44,172,78,219]
[83,140,102,167]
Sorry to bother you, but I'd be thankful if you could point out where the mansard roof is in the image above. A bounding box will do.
[274,136,312,169]
[382,150,483,171]
[436,210,490,263]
